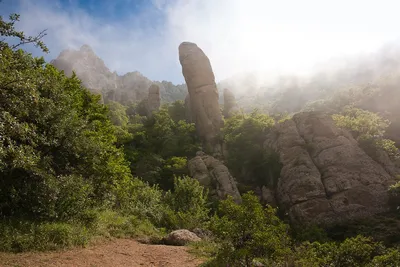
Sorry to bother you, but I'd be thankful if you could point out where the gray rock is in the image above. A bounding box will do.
[188,151,241,203]
[163,229,201,246]
[179,42,223,153]
[265,111,396,225]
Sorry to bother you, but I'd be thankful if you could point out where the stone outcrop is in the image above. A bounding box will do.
[51,45,187,105]
[188,152,241,203]
[146,84,161,116]
[179,42,223,153]
[223,88,239,118]
[265,112,396,225]
[162,230,201,246]
[184,94,193,122]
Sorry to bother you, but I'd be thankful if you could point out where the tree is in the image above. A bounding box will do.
[332,107,399,160]
[0,13,48,52]
[163,176,210,230]
[223,110,281,188]
[0,14,132,220]
[209,192,291,266]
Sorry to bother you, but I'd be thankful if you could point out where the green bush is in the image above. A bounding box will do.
[163,176,210,230]
[332,107,389,140]
[294,236,399,267]
[93,210,164,242]
[209,192,291,266]
[223,110,281,188]
[0,17,132,220]
[0,220,89,252]
[114,177,164,224]
[369,248,400,266]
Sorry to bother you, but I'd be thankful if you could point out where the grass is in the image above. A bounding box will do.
[188,239,220,266]
[0,210,165,253]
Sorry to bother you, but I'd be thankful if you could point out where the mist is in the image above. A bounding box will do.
[4,0,400,87]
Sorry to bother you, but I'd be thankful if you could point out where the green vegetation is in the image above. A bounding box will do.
[197,193,400,267]
[223,111,281,188]
[333,106,400,160]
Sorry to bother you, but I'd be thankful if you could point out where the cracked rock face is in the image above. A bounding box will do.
[265,112,396,225]
[188,151,242,203]
[146,84,160,116]
[179,42,223,153]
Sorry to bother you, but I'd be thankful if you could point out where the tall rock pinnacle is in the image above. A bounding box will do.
[179,42,223,153]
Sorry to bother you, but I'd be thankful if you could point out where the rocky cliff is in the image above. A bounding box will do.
[179,42,223,153]
[265,112,398,225]
[188,152,241,203]
[51,45,187,105]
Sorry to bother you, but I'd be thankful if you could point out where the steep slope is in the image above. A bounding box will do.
[51,45,187,105]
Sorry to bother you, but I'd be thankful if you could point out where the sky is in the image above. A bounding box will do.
[2,0,400,84]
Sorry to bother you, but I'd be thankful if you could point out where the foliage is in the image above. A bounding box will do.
[368,248,400,266]
[0,220,90,252]
[0,210,164,252]
[163,176,210,230]
[293,225,331,243]
[114,177,164,224]
[0,13,48,52]
[123,105,200,189]
[107,101,129,127]
[167,100,187,122]
[333,107,400,160]
[209,192,291,266]
[388,181,400,210]
[0,14,132,220]
[294,236,391,267]
[332,106,389,140]
[223,110,281,187]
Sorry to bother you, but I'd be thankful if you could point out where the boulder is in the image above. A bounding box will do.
[146,84,160,116]
[188,152,242,203]
[223,88,239,118]
[163,229,201,246]
[265,111,396,225]
[179,42,223,153]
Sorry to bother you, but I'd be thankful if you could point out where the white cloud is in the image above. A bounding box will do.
[11,0,400,84]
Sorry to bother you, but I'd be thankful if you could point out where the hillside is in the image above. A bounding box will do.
[51,45,187,105]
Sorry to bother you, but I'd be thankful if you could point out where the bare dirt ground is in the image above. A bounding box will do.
[0,239,204,267]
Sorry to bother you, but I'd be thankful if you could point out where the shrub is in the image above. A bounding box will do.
[223,110,281,188]
[0,220,89,252]
[369,248,400,266]
[114,177,164,224]
[209,192,291,266]
[163,176,210,230]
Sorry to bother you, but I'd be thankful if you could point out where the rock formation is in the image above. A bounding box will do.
[51,45,187,105]
[146,84,161,117]
[188,152,241,203]
[265,112,396,225]
[184,94,193,123]
[179,42,223,153]
[223,88,239,118]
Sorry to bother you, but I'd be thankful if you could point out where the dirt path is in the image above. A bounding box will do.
[0,239,204,267]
